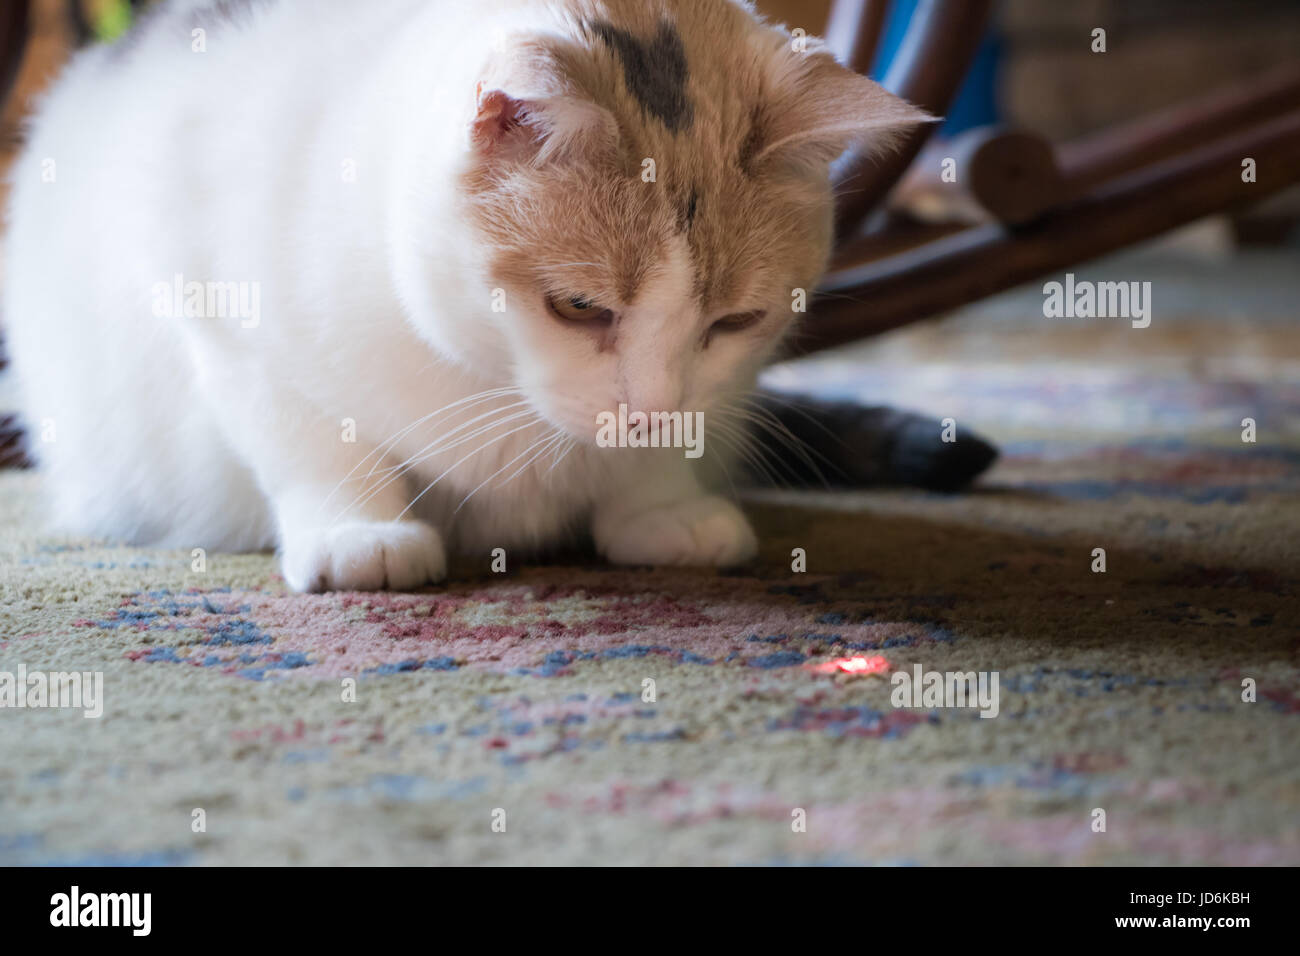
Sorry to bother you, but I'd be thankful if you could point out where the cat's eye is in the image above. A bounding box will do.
[708,310,766,339]
[547,294,614,325]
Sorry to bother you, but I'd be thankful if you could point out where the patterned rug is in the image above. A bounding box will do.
[2,278,1299,865]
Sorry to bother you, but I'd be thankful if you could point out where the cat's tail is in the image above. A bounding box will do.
[0,414,27,469]
[745,391,998,492]
[0,334,29,468]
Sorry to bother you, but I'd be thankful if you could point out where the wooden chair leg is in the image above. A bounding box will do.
[877,125,1067,228]
[830,0,994,241]
[1059,64,1300,196]
[0,0,30,110]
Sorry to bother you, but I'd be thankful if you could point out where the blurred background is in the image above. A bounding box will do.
[767,0,1300,136]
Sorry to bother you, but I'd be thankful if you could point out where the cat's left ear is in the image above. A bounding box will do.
[470,43,619,166]
[753,44,934,170]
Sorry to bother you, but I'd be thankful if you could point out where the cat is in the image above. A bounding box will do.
[3,0,929,592]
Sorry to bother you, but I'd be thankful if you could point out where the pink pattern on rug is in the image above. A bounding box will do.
[90,575,954,681]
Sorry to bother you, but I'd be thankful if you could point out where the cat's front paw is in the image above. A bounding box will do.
[596,496,758,568]
[280,520,446,592]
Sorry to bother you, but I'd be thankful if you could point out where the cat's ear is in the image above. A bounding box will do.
[470,44,619,167]
[752,46,933,171]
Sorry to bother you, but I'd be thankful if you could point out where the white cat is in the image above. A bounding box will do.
[4,0,924,591]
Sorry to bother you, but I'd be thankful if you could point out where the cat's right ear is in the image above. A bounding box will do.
[470,84,618,167]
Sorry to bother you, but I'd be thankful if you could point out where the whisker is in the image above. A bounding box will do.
[362,389,525,480]
[316,386,522,515]
[360,400,534,483]
[398,417,544,520]
[546,437,577,476]
[710,413,790,488]
[734,396,838,484]
[699,428,742,501]
[504,432,567,487]
[717,402,814,488]
[339,405,536,521]
[453,428,560,514]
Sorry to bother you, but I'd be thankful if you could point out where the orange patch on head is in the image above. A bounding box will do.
[458,0,930,360]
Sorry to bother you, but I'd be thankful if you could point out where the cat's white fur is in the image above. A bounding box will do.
[4,0,922,591]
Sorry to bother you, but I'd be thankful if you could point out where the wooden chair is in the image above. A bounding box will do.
[805,0,1300,356]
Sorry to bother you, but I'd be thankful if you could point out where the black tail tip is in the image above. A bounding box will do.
[887,416,999,492]
[752,393,999,491]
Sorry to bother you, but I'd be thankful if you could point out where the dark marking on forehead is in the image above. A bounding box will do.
[682,189,700,230]
[591,21,694,133]
[737,106,766,175]
[687,217,749,311]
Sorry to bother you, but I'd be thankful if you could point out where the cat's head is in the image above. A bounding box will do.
[451,0,928,440]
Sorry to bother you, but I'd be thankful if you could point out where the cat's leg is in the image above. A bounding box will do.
[199,369,446,592]
[276,486,447,594]
[592,454,757,567]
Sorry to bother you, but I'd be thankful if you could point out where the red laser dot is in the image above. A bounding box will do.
[834,655,890,674]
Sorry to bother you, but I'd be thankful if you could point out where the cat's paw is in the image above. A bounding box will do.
[280,520,446,592]
[596,496,758,567]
